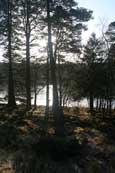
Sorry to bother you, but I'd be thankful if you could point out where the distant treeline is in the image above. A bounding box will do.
[0,61,115,110]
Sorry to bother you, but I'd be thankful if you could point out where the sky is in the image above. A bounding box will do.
[0,0,115,60]
[78,0,115,42]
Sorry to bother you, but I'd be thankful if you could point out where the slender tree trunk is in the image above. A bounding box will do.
[34,91,37,109]
[34,66,37,109]
[108,69,113,117]
[45,47,50,119]
[102,103,106,120]
[62,95,66,108]
[25,0,31,110]
[7,0,16,109]
[58,54,62,107]
[109,95,112,117]
[89,91,94,115]
[107,50,113,117]
[107,98,109,114]
[96,98,99,111]
[47,0,64,136]
[99,98,102,111]
[106,86,109,114]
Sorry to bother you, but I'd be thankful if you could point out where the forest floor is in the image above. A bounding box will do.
[0,106,115,172]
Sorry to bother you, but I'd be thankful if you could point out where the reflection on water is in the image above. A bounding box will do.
[0,85,87,107]
[0,86,115,108]
[31,85,89,107]
[31,85,53,106]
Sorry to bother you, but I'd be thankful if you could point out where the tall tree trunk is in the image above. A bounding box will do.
[108,72,113,117]
[58,54,62,107]
[109,95,112,117]
[47,0,64,136]
[107,49,113,117]
[25,0,31,110]
[34,90,37,109]
[89,91,94,115]
[7,0,16,109]
[45,47,50,119]
[33,65,37,109]
[96,98,99,111]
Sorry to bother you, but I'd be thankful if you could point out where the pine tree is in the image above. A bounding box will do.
[18,0,43,110]
[0,0,20,109]
[47,0,65,136]
[46,0,93,135]
[82,33,103,115]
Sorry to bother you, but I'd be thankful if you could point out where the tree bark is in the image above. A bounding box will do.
[25,0,31,110]
[33,66,37,109]
[45,46,50,119]
[89,91,94,115]
[7,0,16,109]
[109,95,112,117]
[58,54,62,107]
[47,0,64,136]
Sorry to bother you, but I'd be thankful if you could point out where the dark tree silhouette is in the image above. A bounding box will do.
[7,0,16,108]
[47,0,65,136]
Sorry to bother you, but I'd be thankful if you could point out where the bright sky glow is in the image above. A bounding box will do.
[78,0,115,42]
[0,1,115,60]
